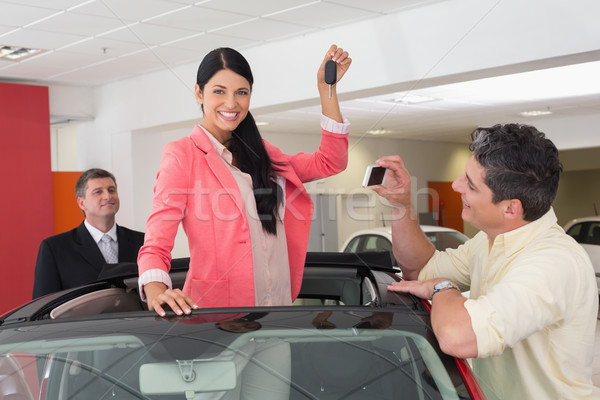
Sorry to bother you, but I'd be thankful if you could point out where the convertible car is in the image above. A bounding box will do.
[0,252,485,399]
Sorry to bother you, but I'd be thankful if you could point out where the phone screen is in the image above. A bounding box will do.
[363,165,386,187]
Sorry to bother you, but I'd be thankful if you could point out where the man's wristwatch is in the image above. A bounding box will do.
[432,280,460,297]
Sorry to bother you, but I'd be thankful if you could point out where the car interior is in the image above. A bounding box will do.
[43,252,401,320]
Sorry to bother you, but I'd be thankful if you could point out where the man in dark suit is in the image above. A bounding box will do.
[33,169,145,298]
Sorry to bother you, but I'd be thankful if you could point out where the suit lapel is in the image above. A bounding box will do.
[74,222,106,272]
[190,126,246,218]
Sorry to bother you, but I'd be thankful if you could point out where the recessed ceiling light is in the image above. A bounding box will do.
[394,94,437,104]
[255,121,270,126]
[518,110,553,117]
[0,45,43,61]
[366,128,391,135]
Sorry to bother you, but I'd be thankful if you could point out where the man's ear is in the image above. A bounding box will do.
[76,197,86,213]
[503,199,523,220]
[194,84,203,104]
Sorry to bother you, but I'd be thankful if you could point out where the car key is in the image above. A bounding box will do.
[325,60,337,98]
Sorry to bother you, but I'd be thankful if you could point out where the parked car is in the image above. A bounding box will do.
[0,253,485,399]
[341,225,469,266]
[564,216,600,294]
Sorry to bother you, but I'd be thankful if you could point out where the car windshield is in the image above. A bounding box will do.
[0,309,472,400]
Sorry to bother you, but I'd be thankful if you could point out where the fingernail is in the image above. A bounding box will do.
[176,310,182,315]
[185,308,191,314]
[160,311,166,317]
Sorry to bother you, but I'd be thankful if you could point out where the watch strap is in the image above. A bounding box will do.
[432,280,460,297]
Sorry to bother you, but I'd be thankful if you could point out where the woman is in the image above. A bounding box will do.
[138,45,352,316]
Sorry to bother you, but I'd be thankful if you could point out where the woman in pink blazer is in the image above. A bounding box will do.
[138,45,352,316]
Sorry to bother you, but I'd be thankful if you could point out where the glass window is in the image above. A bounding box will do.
[583,222,600,245]
[425,232,467,251]
[344,237,362,252]
[566,223,583,242]
[364,235,391,251]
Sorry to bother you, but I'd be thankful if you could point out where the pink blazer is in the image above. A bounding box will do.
[138,125,348,308]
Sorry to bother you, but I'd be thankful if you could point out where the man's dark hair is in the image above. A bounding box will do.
[469,123,562,221]
[75,168,117,198]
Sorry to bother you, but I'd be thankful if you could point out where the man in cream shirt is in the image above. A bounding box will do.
[374,124,599,399]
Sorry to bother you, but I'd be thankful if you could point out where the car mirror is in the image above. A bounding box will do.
[139,360,236,397]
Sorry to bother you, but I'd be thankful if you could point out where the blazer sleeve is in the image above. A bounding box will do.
[138,140,190,276]
[266,126,349,183]
[32,239,62,299]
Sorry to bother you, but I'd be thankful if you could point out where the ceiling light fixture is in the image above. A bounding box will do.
[0,45,43,61]
[518,110,553,117]
[394,94,436,104]
[366,128,391,135]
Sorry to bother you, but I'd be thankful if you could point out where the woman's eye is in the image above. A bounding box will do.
[214,89,224,94]
[237,90,249,96]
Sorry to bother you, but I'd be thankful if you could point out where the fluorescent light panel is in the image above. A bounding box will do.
[0,45,43,61]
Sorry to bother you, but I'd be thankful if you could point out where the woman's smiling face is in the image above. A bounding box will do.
[195,68,251,142]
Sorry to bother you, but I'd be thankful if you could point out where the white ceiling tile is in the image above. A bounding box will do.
[326,0,448,14]
[59,37,148,57]
[71,0,187,22]
[0,58,65,80]
[215,18,314,42]
[200,0,320,17]
[20,49,108,70]
[146,5,251,32]
[29,11,126,36]
[0,28,86,50]
[0,24,17,35]
[268,2,376,28]
[0,0,85,10]
[0,2,60,27]
[147,45,202,67]
[52,55,165,85]
[166,32,259,52]
[100,22,197,46]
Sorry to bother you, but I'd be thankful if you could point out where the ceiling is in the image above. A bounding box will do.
[2,0,600,149]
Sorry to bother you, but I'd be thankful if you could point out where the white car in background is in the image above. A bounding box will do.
[564,216,600,294]
[340,225,469,266]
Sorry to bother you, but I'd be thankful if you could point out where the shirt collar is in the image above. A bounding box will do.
[199,125,234,165]
[492,207,558,256]
[84,220,118,244]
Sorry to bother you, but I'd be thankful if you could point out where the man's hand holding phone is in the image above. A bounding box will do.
[362,165,387,188]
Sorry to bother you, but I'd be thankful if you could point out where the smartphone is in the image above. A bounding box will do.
[362,165,386,188]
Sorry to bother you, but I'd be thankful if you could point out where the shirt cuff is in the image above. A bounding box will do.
[321,114,350,134]
[138,269,173,302]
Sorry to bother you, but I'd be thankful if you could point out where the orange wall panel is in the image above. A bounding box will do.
[52,172,84,234]
[428,181,464,233]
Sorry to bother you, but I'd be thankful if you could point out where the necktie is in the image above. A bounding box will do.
[99,234,118,264]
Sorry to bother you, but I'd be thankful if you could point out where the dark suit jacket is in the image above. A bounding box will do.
[32,222,145,298]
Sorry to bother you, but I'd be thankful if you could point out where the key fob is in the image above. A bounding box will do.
[325,60,337,84]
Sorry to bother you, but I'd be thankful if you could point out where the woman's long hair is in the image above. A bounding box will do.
[196,47,282,235]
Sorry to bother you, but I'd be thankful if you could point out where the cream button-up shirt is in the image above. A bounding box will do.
[420,208,600,399]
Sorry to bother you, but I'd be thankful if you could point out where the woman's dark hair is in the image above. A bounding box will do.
[470,123,562,221]
[196,47,282,235]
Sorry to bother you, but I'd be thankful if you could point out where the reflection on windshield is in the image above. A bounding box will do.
[0,313,465,400]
